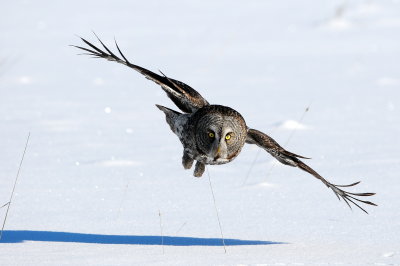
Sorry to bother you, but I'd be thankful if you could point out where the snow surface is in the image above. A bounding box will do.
[1,0,400,265]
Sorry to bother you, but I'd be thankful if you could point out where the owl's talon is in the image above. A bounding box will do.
[182,152,194,169]
[194,161,205,177]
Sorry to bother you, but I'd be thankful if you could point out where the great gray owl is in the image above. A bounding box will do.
[73,35,376,213]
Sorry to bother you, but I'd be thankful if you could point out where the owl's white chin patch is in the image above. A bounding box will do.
[209,157,229,165]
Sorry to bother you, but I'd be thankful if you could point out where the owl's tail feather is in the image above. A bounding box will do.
[156,104,181,134]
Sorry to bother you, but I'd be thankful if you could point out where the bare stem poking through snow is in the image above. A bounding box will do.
[262,103,312,182]
[158,209,164,254]
[0,132,30,241]
[242,103,311,185]
[207,167,226,253]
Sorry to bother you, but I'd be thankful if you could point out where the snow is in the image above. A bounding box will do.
[273,120,308,130]
[1,0,399,265]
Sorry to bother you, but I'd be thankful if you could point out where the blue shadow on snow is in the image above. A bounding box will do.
[0,230,284,246]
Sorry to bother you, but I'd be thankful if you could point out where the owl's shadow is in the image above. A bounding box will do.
[0,230,284,246]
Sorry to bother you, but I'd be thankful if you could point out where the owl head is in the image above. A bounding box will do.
[192,105,247,164]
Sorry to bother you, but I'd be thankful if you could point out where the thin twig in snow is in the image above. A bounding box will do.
[0,132,30,241]
[242,103,312,185]
[158,209,164,254]
[206,167,226,253]
[1,202,10,209]
[264,103,312,181]
[175,222,187,235]
[116,177,131,220]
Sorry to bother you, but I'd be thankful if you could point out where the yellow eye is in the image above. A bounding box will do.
[225,134,231,140]
[208,132,215,138]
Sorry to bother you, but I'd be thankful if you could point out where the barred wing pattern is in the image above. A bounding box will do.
[246,128,376,213]
[73,34,209,113]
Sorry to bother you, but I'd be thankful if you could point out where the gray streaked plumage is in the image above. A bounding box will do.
[73,34,377,213]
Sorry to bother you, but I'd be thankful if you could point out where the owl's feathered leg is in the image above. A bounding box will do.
[156,105,195,172]
[182,151,194,170]
[246,128,376,213]
[194,161,205,177]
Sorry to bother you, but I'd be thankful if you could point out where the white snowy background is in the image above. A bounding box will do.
[1,0,399,265]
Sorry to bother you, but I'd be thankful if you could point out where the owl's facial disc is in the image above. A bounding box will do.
[208,126,233,162]
[194,108,247,164]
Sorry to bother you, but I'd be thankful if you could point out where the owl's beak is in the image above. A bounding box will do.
[209,140,227,162]
[214,142,227,161]
[211,146,220,161]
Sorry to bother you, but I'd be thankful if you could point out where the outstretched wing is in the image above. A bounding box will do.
[72,34,209,113]
[246,128,376,213]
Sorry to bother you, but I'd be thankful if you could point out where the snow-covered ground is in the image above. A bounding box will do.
[1,0,399,265]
